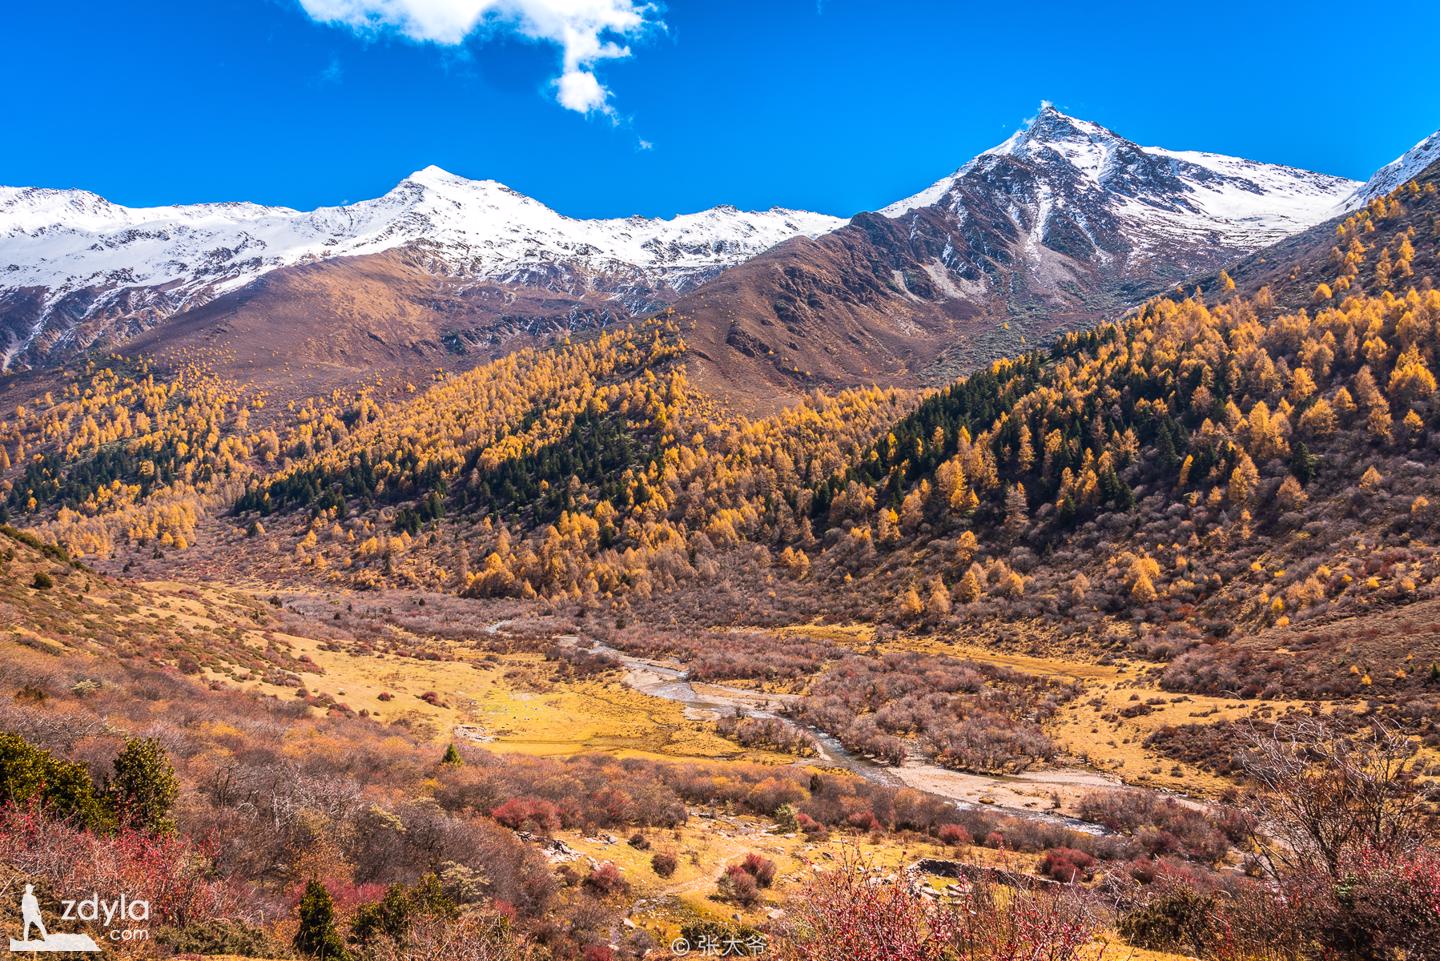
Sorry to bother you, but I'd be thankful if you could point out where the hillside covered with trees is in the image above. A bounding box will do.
[2,169,1439,648]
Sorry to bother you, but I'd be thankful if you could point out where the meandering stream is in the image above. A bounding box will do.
[487,620,1118,834]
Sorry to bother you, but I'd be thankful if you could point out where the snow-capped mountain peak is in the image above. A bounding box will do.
[402,163,468,185]
[0,171,844,368]
[986,103,1120,174]
[878,102,1358,257]
[879,105,1116,218]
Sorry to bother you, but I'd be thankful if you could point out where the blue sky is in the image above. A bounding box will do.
[3,0,1439,218]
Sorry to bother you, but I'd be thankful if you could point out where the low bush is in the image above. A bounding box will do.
[717,865,761,906]
[1038,847,1096,883]
[937,823,972,847]
[738,853,777,888]
[1117,882,1220,955]
[155,919,281,957]
[582,863,629,898]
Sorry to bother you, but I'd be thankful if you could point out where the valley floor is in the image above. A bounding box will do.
[2,518,1424,960]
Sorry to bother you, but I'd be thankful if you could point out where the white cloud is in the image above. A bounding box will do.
[555,68,608,113]
[297,0,659,115]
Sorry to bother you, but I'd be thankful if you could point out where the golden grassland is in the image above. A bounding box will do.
[5,537,1281,801]
[942,642,1302,794]
[0,517,1282,806]
[0,564,776,763]
[73,565,1295,798]
[206,596,791,764]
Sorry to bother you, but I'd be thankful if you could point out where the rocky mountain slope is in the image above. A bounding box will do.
[0,166,842,370]
[677,105,1360,409]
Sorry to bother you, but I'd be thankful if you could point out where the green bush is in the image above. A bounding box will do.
[155,920,280,957]
[30,571,54,590]
[351,874,457,948]
[1119,884,1220,955]
[0,732,110,830]
[295,880,349,960]
[108,737,179,834]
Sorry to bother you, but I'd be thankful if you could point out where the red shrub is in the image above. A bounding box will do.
[0,804,240,928]
[490,796,561,833]
[582,862,629,898]
[739,853,777,888]
[845,810,880,832]
[1038,847,1097,883]
[795,812,825,836]
[937,823,972,847]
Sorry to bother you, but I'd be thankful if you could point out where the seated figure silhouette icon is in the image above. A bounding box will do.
[10,885,100,953]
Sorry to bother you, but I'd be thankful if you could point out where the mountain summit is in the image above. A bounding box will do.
[883,104,1357,248]
[674,105,1360,408]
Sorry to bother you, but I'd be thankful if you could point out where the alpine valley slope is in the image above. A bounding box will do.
[676,105,1361,409]
[0,166,842,378]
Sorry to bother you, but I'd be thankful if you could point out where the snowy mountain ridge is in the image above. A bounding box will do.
[667,106,1380,406]
[1343,128,1440,209]
[0,168,843,368]
[7,108,1432,378]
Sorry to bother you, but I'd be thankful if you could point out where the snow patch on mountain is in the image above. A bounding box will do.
[1125,147,1361,250]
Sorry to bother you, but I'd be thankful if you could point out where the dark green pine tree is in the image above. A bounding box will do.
[1289,439,1319,485]
[294,881,349,961]
[441,743,463,766]
[108,737,179,834]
